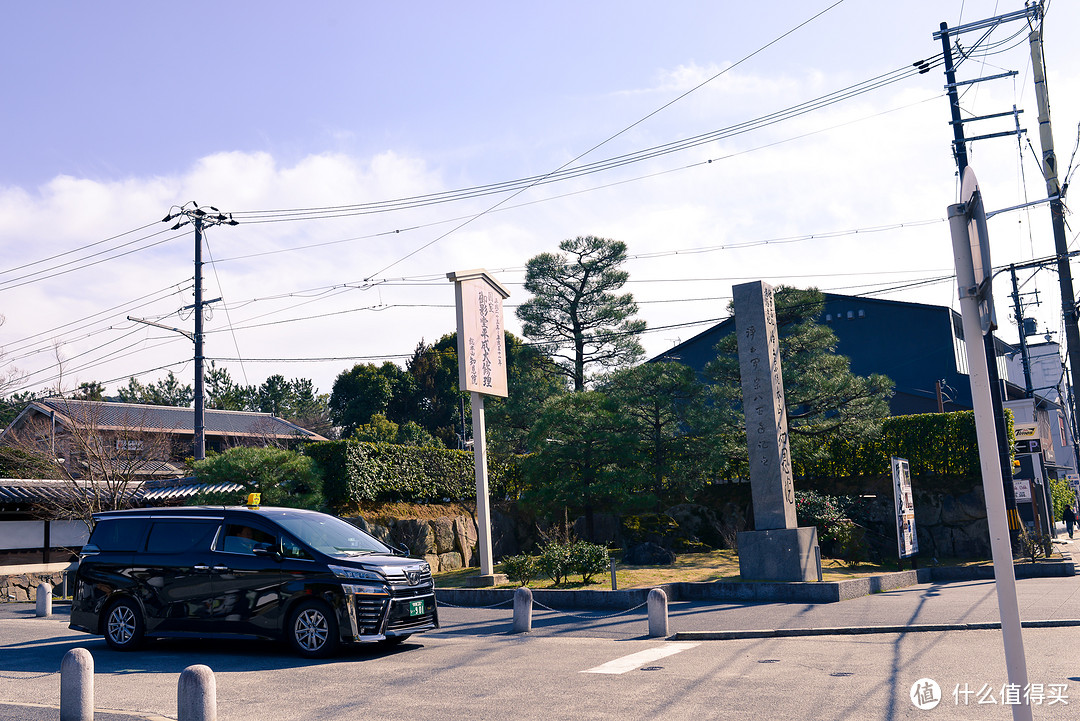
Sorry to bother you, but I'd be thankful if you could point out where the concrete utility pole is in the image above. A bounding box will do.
[936,15,1029,535]
[161,202,237,460]
[949,168,1032,721]
[1030,26,1080,472]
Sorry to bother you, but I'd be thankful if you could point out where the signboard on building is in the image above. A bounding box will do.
[1013,438,1042,455]
[1013,479,1033,503]
[892,456,918,558]
[447,269,510,398]
[1013,421,1052,459]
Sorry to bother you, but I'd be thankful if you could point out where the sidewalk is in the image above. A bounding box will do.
[432,524,1080,641]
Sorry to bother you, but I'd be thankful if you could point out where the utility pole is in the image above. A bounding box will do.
[949,168,1032,721]
[936,14,1031,537]
[1009,264,1038,397]
[1029,26,1080,475]
[161,202,237,460]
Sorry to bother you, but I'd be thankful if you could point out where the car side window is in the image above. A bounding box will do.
[145,521,219,554]
[281,535,314,560]
[89,517,149,552]
[220,523,276,555]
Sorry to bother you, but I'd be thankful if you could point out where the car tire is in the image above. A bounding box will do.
[288,600,339,658]
[103,598,145,651]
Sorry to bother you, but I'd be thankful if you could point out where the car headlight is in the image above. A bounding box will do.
[329,565,383,581]
[342,583,390,596]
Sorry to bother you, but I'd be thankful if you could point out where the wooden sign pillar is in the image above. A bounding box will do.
[447,269,509,585]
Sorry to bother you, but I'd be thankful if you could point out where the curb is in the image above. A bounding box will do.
[671,618,1080,641]
[0,701,172,721]
[436,562,1074,609]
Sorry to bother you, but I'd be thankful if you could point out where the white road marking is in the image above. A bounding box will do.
[582,642,700,675]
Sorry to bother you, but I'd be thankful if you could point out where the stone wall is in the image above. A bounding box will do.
[828,488,991,561]
[349,510,523,573]
[0,571,66,602]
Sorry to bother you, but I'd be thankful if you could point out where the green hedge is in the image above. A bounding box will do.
[794,411,1012,495]
[305,440,522,508]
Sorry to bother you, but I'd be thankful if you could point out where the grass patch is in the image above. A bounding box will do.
[434,549,896,589]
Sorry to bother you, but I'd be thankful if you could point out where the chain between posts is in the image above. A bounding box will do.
[531,599,649,620]
[436,597,515,610]
[436,596,650,619]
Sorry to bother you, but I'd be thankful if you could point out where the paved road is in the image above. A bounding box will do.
[1,532,1077,720]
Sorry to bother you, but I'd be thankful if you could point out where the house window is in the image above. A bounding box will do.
[116,439,143,452]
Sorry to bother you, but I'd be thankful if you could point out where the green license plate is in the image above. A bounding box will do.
[408,600,425,616]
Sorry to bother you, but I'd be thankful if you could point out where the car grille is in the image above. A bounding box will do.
[353,597,388,635]
[349,566,437,637]
[385,567,434,588]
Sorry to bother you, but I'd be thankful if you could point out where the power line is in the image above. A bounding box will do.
[0,228,186,293]
[0,220,162,276]
[1,280,193,357]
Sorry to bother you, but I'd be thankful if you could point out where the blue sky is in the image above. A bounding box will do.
[2,1,1078,400]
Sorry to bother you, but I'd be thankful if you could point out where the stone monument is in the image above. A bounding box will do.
[733,280,820,582]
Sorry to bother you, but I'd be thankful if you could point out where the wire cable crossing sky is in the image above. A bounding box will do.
[0,1,1077,399]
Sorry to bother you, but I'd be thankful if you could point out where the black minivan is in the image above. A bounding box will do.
[69,504,438,657]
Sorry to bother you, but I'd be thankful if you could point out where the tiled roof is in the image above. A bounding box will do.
[139,479,245,502]
[34,398,326,440]
[0,477,245,506]
[0,478,141,505]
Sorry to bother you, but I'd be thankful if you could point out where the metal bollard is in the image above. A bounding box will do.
[60,647,94,721]
[36,582,52,617]
[512,586,533,633]
[178,665,217,721]
[647,588,668,638]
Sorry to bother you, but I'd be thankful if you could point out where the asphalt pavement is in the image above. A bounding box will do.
[2,526,1078,720]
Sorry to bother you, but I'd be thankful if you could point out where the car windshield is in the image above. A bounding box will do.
[275,514,391,556]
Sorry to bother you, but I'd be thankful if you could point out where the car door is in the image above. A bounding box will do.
[128,517,222,634]
[207,518,294,636]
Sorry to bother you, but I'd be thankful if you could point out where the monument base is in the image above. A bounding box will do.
[737,527,821,582]
[464,573,509,588]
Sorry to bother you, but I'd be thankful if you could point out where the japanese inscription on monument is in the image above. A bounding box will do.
[733,280,797,530]
[448,270,509,398]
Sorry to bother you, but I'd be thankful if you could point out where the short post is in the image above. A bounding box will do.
[610,557,618,590]
[178,665,217,721]
[36,582,52,617]
[512,586,533,633]
[648,588,668,638]
[60,647,93,721]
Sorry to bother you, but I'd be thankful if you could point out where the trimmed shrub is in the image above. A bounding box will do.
[795,490,868,565]
[305,439,523,509]
[500,554,538,586]
[794,411,1012,497]
[535,540,609,584]
[537,542,573,585]
[569,540,609,583]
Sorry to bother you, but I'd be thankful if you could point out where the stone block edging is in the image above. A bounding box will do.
[435,562,1075,610]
